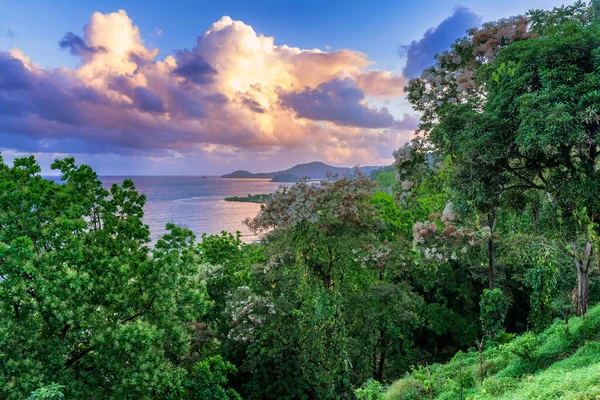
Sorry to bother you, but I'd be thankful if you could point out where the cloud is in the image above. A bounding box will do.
[401,7,481,79]
[133,86,164,113]
[0,54,31,90]
[356,71,405,97]
[280,77,397,128]
[0,11,417,170]
[173,50,216,84]
[241,97,265,113]
[59,32,106,56]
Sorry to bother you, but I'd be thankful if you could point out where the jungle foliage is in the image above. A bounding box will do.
[2,1,600,399]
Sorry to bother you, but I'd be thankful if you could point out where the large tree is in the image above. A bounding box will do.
[405,1,600,315]
[0,156,238,399]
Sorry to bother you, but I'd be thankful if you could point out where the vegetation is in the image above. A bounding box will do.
[270,173,299,183]
[224,193,272,203]
[1,1,599,399]
[384,304,600,399]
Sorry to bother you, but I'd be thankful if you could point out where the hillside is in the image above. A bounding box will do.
[270,173,299,182]
[221,161,381,179]
[381,305,600,400]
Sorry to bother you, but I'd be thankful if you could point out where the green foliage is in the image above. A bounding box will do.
[355,379,384,400]
[3,5,600,397]
[385,303,600,399]
[240,172,426,398]
[0,156,234,399]
[184,356,241,400]
[370,165,394,181]
[27,384,65,400]
[480,289,510,336]
[491,331,515,346]
[491,60,516,83]
[371,191,414,239]
[376,172,396,191]
[224,193,271,203]
[527,250,559,332]
[411,364,435,397]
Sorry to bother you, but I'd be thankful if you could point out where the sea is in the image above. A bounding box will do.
[51,176,291,243]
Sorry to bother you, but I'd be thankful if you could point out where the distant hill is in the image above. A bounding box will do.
[271,173,299,183]
[221,161,381,180]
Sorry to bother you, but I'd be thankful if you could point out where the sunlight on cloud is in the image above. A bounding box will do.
[0,10,417,169]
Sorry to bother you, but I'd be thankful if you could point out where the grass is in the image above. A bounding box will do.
[384,304,600,400]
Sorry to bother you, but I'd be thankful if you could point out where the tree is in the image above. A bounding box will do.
[243,173,424,397]
[0,156,237,399]
[483,4,600,314]
[405,1,600,314]
[183,356,241,400]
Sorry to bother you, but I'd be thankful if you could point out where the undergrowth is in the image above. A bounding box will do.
[384,304,600,399]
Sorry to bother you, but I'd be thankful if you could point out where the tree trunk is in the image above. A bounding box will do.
[577,266,589,316]
[532,203,540,235]
[377,343,386,382]
[572,242,592,316]
[372,342,378,379]
[487,211,496,290]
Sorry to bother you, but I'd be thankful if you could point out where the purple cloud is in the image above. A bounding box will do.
[242,97,265,113]
[173,50,216,84]
[0,54,31,90]
[279,78,397,128]
[401,7,481,79]
[59,32,106,56]
[133,86,164,113]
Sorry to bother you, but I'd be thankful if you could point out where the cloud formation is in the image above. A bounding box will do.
[59,32,106,56]
[0,10,415,170]
[401,7,481,79]
[280,77,399,128]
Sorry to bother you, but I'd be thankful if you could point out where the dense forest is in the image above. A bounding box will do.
[1,1,600,399]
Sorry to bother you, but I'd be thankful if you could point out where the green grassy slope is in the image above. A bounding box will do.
[384,304,600,400]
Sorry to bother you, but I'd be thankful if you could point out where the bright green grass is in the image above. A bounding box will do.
[384,304,600,400]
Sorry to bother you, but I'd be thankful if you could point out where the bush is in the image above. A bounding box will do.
[480,288,510,336]
[481,376,518,397]
[355,379,384,400]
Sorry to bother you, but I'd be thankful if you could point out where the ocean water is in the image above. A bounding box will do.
[55,176,290,242]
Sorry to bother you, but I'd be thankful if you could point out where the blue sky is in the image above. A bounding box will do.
[0,0,570,174]
[1,0,566,70]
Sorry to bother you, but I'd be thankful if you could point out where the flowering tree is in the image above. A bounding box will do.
[404,1,600,314]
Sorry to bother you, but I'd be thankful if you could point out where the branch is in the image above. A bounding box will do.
[499,161,545,190]
[64,347,94,369]
[120,294,158,323]
[60,323,70,340]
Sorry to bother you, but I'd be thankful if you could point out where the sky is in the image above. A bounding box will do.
[0,0,568,175]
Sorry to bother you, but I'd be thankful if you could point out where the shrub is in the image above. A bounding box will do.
[355,379,384,400]
[480,288,510,336]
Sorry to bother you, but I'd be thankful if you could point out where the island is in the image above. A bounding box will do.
[221,161,381,180]
[270,173,299,182]
[223,193,271,203]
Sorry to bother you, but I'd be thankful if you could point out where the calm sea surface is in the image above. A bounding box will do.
[52,176,290,242]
